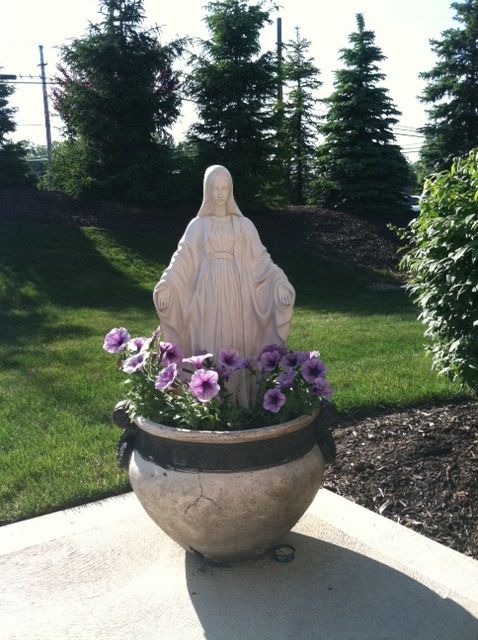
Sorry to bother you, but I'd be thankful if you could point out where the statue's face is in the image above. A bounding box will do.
[210,174,230,210]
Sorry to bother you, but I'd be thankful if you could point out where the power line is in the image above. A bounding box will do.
[9,81,58,85]
[395,132,425,138]
[395,125,421,131]
[395,125,423,133]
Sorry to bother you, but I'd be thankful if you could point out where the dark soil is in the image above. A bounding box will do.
[324,402,478,560]
[255,204,407,272]
[1,188,476,559]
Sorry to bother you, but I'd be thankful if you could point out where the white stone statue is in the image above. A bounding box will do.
[153,165,295,403]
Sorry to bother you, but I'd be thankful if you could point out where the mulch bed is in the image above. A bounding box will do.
[254,204,407,272]
[1,188,476,559]
[324,402,478,560]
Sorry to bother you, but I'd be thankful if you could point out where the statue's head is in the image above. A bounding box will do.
[197,165,243,217]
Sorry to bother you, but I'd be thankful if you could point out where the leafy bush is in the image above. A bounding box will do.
[41,139,93,197]
[399,150,478,390]
[0,142,36,187]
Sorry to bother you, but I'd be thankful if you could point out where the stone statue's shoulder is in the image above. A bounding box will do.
[241,216,259,234]
[241,215,254,227]
[240,216,262,242]
[181,216,205,243]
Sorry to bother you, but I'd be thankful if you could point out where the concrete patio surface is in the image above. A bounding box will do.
[1,488,477,640]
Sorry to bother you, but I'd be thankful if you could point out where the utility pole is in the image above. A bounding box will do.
[277,17,283,105]
[276,17,287,185]
[38,45,53,165]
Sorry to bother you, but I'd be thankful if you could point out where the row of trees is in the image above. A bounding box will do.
[0,81,34,187]
[48,0,412,212]
[2,0,478,213]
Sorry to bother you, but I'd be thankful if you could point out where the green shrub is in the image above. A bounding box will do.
[41,139,93,198]
[399,150,478,390]
[0,142,36,187]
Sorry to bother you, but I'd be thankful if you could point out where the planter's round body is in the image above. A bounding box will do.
[129,413,325,563]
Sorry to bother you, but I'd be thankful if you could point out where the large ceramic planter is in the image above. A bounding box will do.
[128,412,325,563]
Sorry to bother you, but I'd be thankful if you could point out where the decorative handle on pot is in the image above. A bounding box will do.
[312,400,338,465]
[112,401,138,470]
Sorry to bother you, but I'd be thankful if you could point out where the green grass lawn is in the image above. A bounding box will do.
[0,221,469,524]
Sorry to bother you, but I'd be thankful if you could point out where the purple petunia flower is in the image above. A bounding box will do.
[218,348,245,370]
[160,342,183,365]
[280,351,299,368]
[276,368,296,389]
[189,369,220,403]
[263,388,286,413]
[259,349,282,373]
[126,337,148,353]
[155,363,178,391]
[151,326,161,342]
[260,343,287,356]
[103,327,131,353]
[311,378,334,399]
[244,356,258,372]
[295,351,316,364]
[122,352,147,374]
[301,357,327,384]
[216,364,231,380]
[182,353,213,370]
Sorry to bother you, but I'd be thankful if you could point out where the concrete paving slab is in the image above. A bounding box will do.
[1,489,477,640]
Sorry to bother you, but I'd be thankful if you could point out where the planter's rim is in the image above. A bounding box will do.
[134,410,319,444]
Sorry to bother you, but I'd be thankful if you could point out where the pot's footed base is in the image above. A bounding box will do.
[186,541,276,566]
[129,445,325,563]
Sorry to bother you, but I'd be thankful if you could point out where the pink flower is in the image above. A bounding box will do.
[263,388,286,413]
[126,337,149,353]
[151,326,161,342]
[296,351,314,364]
[260,343,287,356]
[189,369,220,403]
[122,352,147,374]
[182,353,213,370]
[155,363,178,391]
[301,357,327,384]
[103,327,130,353]
[276,368,295,389]
[280,351,299,368]
[311,378,334,399]
[259,349,282,372]
[160,342,183,365]
[218,348,245,370]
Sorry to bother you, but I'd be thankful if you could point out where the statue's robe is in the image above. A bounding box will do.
[154,215,295,361]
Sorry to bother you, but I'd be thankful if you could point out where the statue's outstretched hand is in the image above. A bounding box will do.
[277,282,292,306]
[156,284,171,311]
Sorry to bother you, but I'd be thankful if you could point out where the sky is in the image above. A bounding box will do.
[0,0,456,161]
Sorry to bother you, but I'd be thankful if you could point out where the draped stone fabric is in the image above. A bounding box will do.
[154,213,295,359]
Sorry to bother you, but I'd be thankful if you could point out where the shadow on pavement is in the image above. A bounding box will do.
[186,532,478,640]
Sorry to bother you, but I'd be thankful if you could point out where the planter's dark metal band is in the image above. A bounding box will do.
[134,420,318,472]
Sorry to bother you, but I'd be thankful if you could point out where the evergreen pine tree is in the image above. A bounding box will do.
[420,0,478,172]
[187,0,278,205]
[282,27,321,204]
[0,78,33,187]
[313,14,409,215]
[52,0,182,203]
